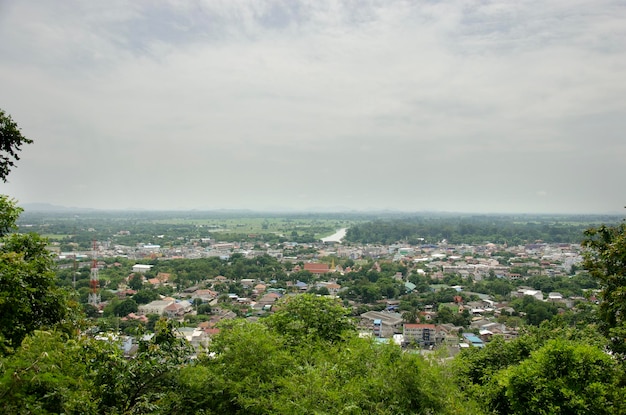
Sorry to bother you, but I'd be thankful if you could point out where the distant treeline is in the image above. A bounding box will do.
[345,215,623,245]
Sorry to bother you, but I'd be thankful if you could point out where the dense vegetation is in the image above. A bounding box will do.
[2,292,626,414]
[345,215,622,245]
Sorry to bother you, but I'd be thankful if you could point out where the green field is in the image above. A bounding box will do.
[16,211,366,249]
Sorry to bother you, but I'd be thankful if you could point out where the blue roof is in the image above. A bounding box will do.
[462,333,484,344]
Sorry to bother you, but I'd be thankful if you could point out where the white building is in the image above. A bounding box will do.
[138,299,175,315]
[132,264,153,274]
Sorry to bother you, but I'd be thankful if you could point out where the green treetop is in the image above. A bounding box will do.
[0,109,32,182]
[0,109,68,354]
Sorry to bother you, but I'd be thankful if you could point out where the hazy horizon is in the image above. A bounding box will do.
[17,201,624,217]
[1,1,625,214]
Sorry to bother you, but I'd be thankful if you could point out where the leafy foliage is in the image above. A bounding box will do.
[265,294,356,343]
[582,221,626,355]
[346,215,619,245]
[509,296,560,326]
[184,319,294,414]
[0,320,194,414]
[0,331,98,414]
[453,322,617,414]
[0,232,68,354]
[0,110,69,355]
[94,319,192,414]
[503,339,624,414]
[175,316,479,415]
[0,195,22,237]
[0,109,33,182]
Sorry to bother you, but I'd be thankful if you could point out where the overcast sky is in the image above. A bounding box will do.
[1,0,624,214]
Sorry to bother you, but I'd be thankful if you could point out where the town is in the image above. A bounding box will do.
[35,211,602,357]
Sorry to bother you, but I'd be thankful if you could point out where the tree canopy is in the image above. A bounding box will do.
[582,220,626,355]
[0,109,32,182]
[265,294,356,343]
[0,109,68,354]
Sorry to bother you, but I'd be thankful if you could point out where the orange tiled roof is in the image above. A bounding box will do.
[304,263,330,274]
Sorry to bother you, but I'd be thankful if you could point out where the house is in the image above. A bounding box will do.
[116,289,137,299]
[164,300,193,318]
[419,311,435,321]
[548,292,564,302]
[316,281,342,297]
[147,277,162,287]
[403,323,440,347]
[479,329,494,342]
[438,324,464,345]
[156,272,171,283]
[360,311,404,338]
[191,289,219,302]
[523,289,543,300]
[470,318,492,329]
[254,283,267,294]
[176,327,209,351]
[325,283,341,297]
[462,332,485,348]
[132,264,153,274]
[254,292,281,310]
[122,313,148,323]
[511,287,544,301]
[241,279,256,288]
[211,242,235,251]
[138,299,176,315]
[207,307,237,326]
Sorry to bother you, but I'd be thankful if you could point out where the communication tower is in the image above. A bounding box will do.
[88,240,101,306]
[72,255,78,290]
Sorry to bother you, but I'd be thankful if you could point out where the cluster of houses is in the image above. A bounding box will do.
[60,230,583,283]
[117,273,530,354]
[58,232,593,353]
[358,301,517,352]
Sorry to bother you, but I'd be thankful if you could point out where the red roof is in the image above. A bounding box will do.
[157,272,171,282]
[304,263,330,274]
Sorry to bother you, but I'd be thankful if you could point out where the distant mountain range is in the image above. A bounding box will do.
[18,202,388,214]
[17,202,624,217]
[19,203,98,212]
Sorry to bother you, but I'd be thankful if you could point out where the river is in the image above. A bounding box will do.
[321,228,347,243]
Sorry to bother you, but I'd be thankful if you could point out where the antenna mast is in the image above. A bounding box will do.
[88,240,101,306]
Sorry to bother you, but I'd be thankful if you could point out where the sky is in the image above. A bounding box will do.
[0,0,624,214]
